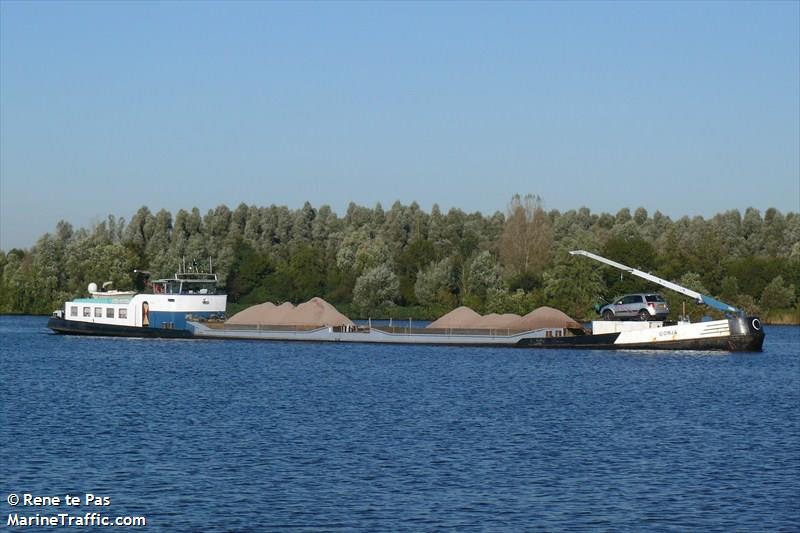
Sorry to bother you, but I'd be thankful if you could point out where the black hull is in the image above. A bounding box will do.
[47,317,193,339]
[517,333,622,348]
[47,317,765,352]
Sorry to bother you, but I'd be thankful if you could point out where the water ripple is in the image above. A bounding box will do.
[1,317,798,531]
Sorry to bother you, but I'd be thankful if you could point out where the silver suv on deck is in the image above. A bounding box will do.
[599,293,669,321]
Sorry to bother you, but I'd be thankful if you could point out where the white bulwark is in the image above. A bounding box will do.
[593,319,732,346]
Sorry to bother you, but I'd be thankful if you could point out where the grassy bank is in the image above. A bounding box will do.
[763,308,800,325]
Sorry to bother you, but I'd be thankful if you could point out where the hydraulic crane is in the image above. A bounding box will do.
[569,250,741,316]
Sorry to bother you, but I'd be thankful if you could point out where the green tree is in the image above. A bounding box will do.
[396,239,436,305]
[719,276,741,303]
[415,258,455,307]
[354,238,393,273]
[542,256,605,319]
[760,276,795,311]
[226,240,275,302]
[353,264,399,312]
[335,228,369,272]
[602,235,656,297]
[2,201,798,322]
[484,288,537,315]
[461,251,503,309]
[284,243,326,301]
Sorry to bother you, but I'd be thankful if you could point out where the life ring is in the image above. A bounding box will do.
[751,318,761,331]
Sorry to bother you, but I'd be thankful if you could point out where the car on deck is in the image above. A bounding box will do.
[599,293,669,321]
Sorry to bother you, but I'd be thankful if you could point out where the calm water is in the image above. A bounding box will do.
[1,316,798,531]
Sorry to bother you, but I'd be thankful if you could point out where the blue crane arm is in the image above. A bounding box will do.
[699,295,739,314]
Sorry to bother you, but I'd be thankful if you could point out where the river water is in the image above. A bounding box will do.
[1,316,798,531]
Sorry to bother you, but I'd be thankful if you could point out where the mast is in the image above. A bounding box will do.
[569,250,740,315]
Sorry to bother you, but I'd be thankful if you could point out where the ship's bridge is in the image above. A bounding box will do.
[152,272,218,295]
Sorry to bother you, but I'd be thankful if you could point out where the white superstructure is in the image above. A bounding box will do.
[58,271,226,330]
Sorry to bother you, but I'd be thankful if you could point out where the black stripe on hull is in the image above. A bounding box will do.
[516,332,622,348]
[47,317,193,339]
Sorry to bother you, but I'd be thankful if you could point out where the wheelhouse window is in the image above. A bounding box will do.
[182,282,216,294]
[83,307,91,317]
[119,308,128,319]
[106,308,115,318]
[166,281,181,294]
[70,306,78,317]
[94,307,102,318]
[152,282,170,294]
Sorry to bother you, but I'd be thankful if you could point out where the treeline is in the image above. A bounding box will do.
[1,195,798,322]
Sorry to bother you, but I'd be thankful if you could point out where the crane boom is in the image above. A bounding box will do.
[569,250,740,315]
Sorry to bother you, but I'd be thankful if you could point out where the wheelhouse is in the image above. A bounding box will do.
[151,272,218,295]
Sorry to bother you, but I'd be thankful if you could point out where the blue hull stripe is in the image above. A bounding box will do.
[145,311,218,329]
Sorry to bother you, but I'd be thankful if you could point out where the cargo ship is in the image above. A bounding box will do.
[47,252,764,351]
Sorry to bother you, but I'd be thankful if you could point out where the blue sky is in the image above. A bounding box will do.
[1,1,798,250]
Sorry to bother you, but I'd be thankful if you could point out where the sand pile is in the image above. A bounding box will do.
[292,297,354,326]
[511,306,580,330]
[427,306,483,329]
[225,302,276,325]
[227,297,353,327]
[272,302,297,325]
[427,306,578,330]
[473,313,522,329]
